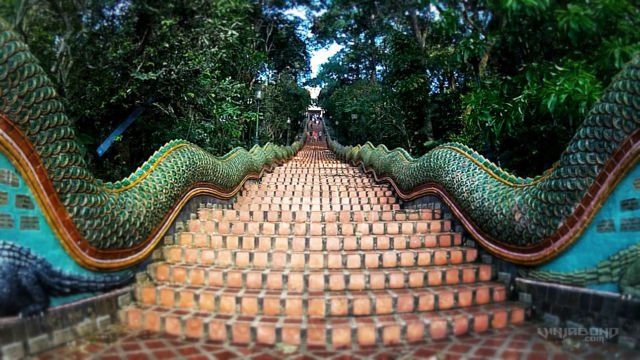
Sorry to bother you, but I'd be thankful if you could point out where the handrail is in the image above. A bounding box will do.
[327,54,640,265]
[0,25,302,270]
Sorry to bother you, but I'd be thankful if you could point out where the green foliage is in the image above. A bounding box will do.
[314,0,639,175]
[323,81,409,148]
[2,0,637,178]
[0,0,310,180]
[538,61,603,121]
[261,73,311,144]
[460,77,525,150]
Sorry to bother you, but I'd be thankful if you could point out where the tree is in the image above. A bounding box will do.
[313,0,639,174]
[1,0,311,180]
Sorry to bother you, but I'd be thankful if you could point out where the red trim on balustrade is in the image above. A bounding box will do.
[347,129,640,265]
[0,112,289,270]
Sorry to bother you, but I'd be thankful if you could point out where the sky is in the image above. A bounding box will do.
[310,43,343,77]
[284,6,343,78]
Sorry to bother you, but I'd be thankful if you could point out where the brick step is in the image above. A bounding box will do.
[135,282,507,317]
[269,161,362,166]
[260,179,372,184]
[175,233,461,252]
[271,162,355,165]
[258,179,377,185]
[187,219,453,237]
[274,161,343,164]
[269,171,363,176]
[262,170,370,176]
[268,163,357,168]
[162,246,478,269]
[250,179,387,185]
[235,196,398,206]
[150,263,492,291]
[256,183,378,189]
[233,203,401,212]
[268,169,365,174]
[241,188,394,197]
[275,160,348,164]
[252,183,385,189]
[241,189,395,198]
[124,302,526,347]
[245,184,391,192]
[266,173,361,177]
[261,175,372,180]
[266,166,368,170]
[195,208,442,223]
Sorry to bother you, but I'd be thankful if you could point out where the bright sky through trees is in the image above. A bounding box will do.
[1,0,638,180]
[284,5,343,77]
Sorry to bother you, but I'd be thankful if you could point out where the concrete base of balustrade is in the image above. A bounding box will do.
[0,286,133,359]
[515,277,640,349]
[0,191,238,359]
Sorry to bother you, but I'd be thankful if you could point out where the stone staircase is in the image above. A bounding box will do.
[123,143,526,348]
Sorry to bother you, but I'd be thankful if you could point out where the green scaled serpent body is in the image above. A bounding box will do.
[0,22,301,251]
[330,55,639,253]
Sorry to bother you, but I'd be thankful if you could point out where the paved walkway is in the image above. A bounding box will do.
[36,321,636,359]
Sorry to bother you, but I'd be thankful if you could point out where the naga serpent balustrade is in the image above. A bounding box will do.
[0,22,302,270]
[328,55,640,265]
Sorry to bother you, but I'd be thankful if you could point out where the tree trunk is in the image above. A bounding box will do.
[449,71,456,92]
[409,9,427,50]
[368,33,377,82]
[478,40,495,79]
[424,113,434,141]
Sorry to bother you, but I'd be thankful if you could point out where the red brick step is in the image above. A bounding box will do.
[197,208,442,223]
[161,246,478,269]
[135,282,507,317]
[174,233,461,251]
[186,219,453,237]
[124,302,526,347]
[149,263,493,291]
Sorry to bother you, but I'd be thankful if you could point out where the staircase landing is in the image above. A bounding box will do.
[39,321,636,359]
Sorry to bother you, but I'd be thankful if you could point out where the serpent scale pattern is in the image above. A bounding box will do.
[330,55,640,247]
[0,23,301,249]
